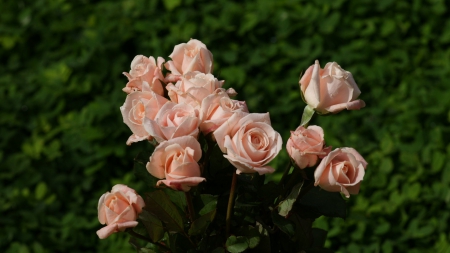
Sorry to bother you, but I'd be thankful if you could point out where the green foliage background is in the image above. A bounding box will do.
[1,0,450,252]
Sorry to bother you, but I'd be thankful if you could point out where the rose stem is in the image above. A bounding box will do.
[226,171,237,237]
[127,229,171,252]
[185,191,196,223]
[280,160,293,187]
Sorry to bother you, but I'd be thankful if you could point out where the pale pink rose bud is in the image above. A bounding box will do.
[143,101,200,143]
[213,111,282,175]
[123,55,165,96]
[97,184,145,239]
[199,89,248,134]
[164,39,213,76]
[314,148,368,198]
[286,125,331,169]
[120,91,169,145]
[146,136,205,191]
[299,60,365,114]
[166,71,224,108]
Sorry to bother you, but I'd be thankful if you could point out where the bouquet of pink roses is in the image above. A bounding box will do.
[96,39,367,253]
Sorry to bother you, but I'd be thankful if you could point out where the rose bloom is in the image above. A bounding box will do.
[213,111,282,175]
[164,39,213,77]
[166,71,224,108]
[286,125,331,169]
[199,89,248,134]
[120,91,169,145]
[97,184,145,239]
[123,55,165,96]
[146,136,205,191]
[314,148,368,198]
[299,60,365,114]
[143,101,199,143]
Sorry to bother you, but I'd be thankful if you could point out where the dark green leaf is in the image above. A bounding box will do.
[311,228,328,248]
[139,210,165,242]
[188,209,216,236]
[226,235,249,253]
[236,225,261,249]
[271,212,295,238]
[278,181,304,217]
[198,194,218,216]
[144,190,185,233]
[297,186,347,219]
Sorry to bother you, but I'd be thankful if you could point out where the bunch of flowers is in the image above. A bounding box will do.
[96,39,367,253]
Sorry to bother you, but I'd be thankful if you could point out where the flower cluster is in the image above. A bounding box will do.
[96,39,368,252]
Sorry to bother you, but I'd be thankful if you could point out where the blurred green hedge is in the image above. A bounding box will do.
[1,0,450,252]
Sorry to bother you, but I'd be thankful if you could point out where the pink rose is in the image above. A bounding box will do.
[123,55,165,96]
[143,101,199,143]
[120,91,169,145]
[166,71,224,108]
[299,60,365,114]
[314,148,368,198]
[199,89,248,134]
[213,111,282,175]
[286,125,331,169]
[97,184,145,239]
[164,39,213,77]
[146,136,205,191]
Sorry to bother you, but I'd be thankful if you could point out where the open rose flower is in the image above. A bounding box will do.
[166,71,224,108]
[199,89,248,134]
[143,101,199,143]
[97,184,145,239]
[213,111,282,175]
[164,39,213,78]
[120,91,169,145]
[123,55,165,96]
[146,136,205,191]
[314,147,368,198]
[286,125,331,169]
[300,60,365,114]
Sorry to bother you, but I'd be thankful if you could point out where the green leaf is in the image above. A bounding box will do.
[300,105,315,127]
[163,0,181,11]
[35,182,47,200]
[296,186,347,219]
[236,226,261,249]
[139,210,165,242]
[278,181,304,217]
[271,212,295,238]
[198,194,218,216]
[188,209,216,236]
[164,189,187,212]
[226,235,249,253]
[144,190,185,233]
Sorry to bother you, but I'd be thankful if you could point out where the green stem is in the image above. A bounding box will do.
[226,171,237,237]
[185,191,195,223]
[127,229,171,252]
[280,160,293,186]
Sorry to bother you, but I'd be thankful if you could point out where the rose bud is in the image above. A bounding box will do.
[299,60,365,114]
[314,148,368,198]
[164,39,213,77]
[97,184,145,239]
[146,136,205,191]
[286,125,331,169]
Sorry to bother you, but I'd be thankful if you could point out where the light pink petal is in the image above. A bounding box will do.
[314,148,341,185]
[97,223,118,239]
[126,134,149,145]
[303,60,321,108]
[213,111,247,153]
[325,100,366,113]
[98,193,107,224]
[117,221,139,231]
[157,177,206,192]
[299,64,314,94]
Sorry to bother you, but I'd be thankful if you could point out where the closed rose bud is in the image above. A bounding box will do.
[97,184,145,239]
[286,125,331,169]
[164,39,213,77]
[314,148,368,198]
[146,136,205,191]
[300,60,365,114]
